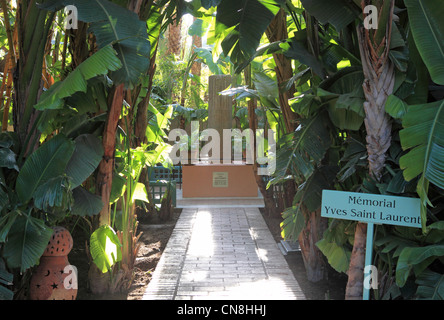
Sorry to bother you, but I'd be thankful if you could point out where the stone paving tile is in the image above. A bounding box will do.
[142,207,305,300]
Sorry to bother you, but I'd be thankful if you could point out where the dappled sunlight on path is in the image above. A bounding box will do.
[142,207,305,300]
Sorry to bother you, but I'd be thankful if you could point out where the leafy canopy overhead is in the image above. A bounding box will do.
[215,0,285,68]
[39,0,151,89]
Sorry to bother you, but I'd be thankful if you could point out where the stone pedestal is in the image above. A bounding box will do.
[182,164,258,198]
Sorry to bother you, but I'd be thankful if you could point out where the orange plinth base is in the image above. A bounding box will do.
[182,163,259,198]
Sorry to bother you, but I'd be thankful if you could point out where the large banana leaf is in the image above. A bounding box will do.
[316,237,351,274]
[318,66,365,131]
[282,37,325,78]
[316,219,353,274]
[65,134,104,189]
[15,134,75,204]
[2,213,53,273]
[34,45,122,111]
[0,148,18,171]
[70,187,103,217]
[396,244,444,287]
[39,0,150,89]
[270,110,332,185]
[280,205,305,242]
[46,134,104,215]
[300,0,360,31]
[215,0,285,66]
[33,175,73,212]
[415,269,444,299]
[17,133,103,213]
[398,99,444,229]
[404,0,444,85]
[280,165,338,241]
[90,224,122,273]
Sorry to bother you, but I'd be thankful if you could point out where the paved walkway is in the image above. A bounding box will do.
[142,206,305,300]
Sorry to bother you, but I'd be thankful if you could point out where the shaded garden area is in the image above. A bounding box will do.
[1,0,444,301]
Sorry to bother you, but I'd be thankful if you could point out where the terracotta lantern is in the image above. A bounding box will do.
[29,226,77,300]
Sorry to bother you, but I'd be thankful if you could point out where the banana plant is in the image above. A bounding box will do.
[214,0,286,68]
[38,0,151,90]
[340,0,397,300]
[396,0,444,232]
[89,145,149,292]
[0,132,104,274]
[88,100,173,292]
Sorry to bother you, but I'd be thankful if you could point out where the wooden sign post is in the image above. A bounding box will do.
[321,190,421,300]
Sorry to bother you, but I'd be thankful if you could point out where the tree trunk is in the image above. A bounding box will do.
[167,14,181,56]
[358,30,395,181]
[96,84,125,227]
[298,207,328,282]
[249,96,276,217]
[345,0,395,300]
[191,17,202,87]
[244,66,278,217]
[345,222,367,299]
[265,8,297,134]
[265,9,298,213]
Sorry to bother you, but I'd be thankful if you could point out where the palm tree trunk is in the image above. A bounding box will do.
[167,13,181,56]
[345,222,367,299]
[345,0,395,300]
[298,207,327,282]
[265,9,298,215]
[191,17,202,81]
[265,8,297,134]
[244,65,277,217]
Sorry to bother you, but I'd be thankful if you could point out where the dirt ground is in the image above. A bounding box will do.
[261,211,347,300]
[70,207,346,300]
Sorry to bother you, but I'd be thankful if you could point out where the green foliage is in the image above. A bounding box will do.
[280,165,339,241]
[318,67,365,130]
[0,259,13,300]
[300,0,360,31]
[89,225,122,273]
[375,221,444,298]
[2,212,54,273]
[0,132,103,275]
[89,100,174,276]
[396,244,444,287]
[398,100,444,230]
[415,269,444,299]
[66,134,104,189]
[215,0,285,67]
[34,45,122,111]
[16,134,75,204]
[70,187,104,217]
[282,38,325,78]
[1,0,443,300]
[271,110,332,185]
[39,0,151,89]
[317,219,353,273]
[404,0,444,86]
